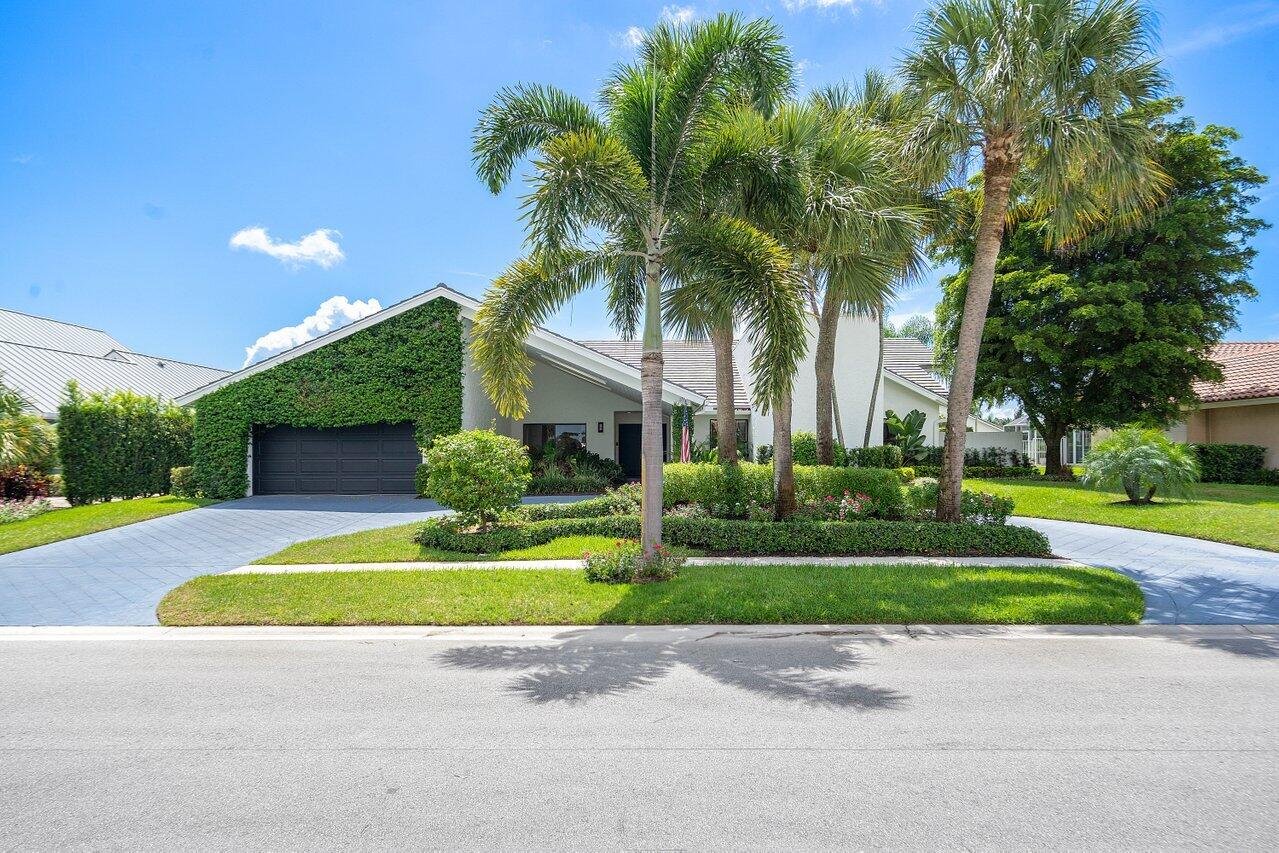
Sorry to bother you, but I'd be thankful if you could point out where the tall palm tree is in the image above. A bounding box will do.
[470,15,807,551]
[0,377,55,471]
[901,0,1167,521]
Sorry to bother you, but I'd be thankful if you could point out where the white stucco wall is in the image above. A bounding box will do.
[738,313,885,449]
[881,378,944,446]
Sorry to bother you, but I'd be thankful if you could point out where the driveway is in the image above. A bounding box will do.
[0,496,446,626]
[1,625,1275,849]
[1016,517,1279,624]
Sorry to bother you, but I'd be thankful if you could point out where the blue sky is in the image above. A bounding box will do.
[2,0,1277,370]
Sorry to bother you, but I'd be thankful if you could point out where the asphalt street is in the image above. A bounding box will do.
[1,625,1275,850]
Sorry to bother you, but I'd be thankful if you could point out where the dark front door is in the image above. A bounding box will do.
[617,423,642,479]
[252,423,419,495]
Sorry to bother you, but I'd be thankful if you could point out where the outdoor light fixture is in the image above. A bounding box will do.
[597,421,604,433]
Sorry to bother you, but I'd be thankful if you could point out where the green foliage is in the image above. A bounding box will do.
[0,497,52,524]
[58,388,193,504]
[1082,427,1199,504]
[936,103,1267,445]
[885,314,935,347]
[848,445,904,469]
[522,484,642,521]
[913,464,1043,480]
[904,478,1016,524]
[661,462,907,517]
[192,299,463,499]
[169,466,199,498]
[895,467,915,483]
[0,376,56,471]
[415,515,1051,558]
[884,409,928,463]
[425,430,531,528]
[1191,444,1267,484]
[415,463,431,498]
[583,541,683,584]
[0,466,50,500]
[528,471,609,495]
[792,431,818,465]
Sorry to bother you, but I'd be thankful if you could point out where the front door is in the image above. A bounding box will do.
[617,423,642,479]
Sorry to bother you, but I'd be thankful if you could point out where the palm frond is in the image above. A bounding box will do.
[473,84,604,194]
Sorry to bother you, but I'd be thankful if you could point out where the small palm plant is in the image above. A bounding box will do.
[0,376,55,471]
[1081,427,1198,504]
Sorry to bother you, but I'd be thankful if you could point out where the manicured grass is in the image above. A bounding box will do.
[968,478,1279,552]
[0,496,215,556]
[157,564,1143,626]
[256,527,670,564]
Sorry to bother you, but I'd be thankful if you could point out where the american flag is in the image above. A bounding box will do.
[679,407,691,463]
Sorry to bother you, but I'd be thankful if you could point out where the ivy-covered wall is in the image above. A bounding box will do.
[192,298,463,499]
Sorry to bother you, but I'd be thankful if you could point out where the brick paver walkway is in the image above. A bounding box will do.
[0,496,446,626]
[1016,517,1279,624]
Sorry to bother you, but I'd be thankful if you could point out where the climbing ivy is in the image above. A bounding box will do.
[191,298,463,499]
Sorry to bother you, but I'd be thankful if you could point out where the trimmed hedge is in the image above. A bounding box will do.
[191,298,463,500]
[913,464,1042,480]
[528,472,609,495]
[58,388,193,504]
[170,466,199,498]
[662,462,907,517]
[416,515,1052,557]
[1191,443,1267,483]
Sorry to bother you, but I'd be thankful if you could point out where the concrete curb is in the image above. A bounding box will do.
[225,556,1085,575]
[0,624,1273,642]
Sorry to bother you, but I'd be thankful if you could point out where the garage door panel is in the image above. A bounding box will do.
[253,423,419,495]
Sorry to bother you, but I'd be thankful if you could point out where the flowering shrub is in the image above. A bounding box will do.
[0,497,53,524]
[583,540,684,584]
[665,502,710,519]
[793,491,875,522]
[905,477,1014,524]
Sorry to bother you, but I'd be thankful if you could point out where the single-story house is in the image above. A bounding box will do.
[1166,342,1279,467]
[0,307,230,420]
[176,285,995,497]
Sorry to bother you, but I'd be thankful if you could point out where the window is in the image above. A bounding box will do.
[522,423,587,456]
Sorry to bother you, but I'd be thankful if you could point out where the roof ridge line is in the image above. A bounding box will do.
[0,306,116,336]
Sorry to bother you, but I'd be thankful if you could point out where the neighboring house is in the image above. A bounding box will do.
[177,285,992,496]
[1166,342,1279,467]
[1004,416,1093,467]
[0,307,230,419]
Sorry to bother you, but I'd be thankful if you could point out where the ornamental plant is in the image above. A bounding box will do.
[583,540,683,584]
[425,429,531,529]
[1082,427,1198,504]
[0,497,52,525]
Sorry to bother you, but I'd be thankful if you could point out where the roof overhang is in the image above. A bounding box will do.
[176,284,705,408]
[883,368,948,406]
[1189,395,1279,410]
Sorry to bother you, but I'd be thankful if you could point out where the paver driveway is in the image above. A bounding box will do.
[0,496,446,626]
[1017,517,1279,624]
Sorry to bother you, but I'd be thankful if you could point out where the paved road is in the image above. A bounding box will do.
[1017,517,1279,624]
[1,625,1275,850]
[0,496,445,625]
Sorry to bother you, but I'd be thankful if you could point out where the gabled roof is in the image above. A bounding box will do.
[175,285,706,408]
[0,341,229,417]
[1194,341,1279,403]
[581,339,749,412]
[883,337,948,397]
[0,307,126,356]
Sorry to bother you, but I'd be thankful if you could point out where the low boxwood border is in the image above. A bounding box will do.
[417,515,1052,558]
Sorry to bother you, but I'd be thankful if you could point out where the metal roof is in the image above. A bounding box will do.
[882,338,949,397]
[0,308,127,356]
[580,340,750,412]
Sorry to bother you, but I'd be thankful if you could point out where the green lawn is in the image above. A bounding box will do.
[256,527,662,564]
[0,496,215,556]
[158,564,1143,626]
[969,478,1279,551]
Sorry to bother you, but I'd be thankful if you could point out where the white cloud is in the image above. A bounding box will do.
[1165,5,1279,57]
[616,5,696,48]
[661,5,696,24]
[242,296,382,366]
[229,226,345,269]
[782,0,872,12]
[621,25,645,47]
[10,154,34,165]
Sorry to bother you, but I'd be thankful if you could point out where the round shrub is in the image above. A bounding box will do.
[426,429,531,528]
[169,466,200,499]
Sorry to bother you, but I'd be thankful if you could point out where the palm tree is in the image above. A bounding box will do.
[901,0,1167,521]
[470,15,807,552]
[0,377,55,471]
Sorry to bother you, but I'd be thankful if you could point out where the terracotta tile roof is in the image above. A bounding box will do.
[579,340,750,411]
[1194,342,1279,403]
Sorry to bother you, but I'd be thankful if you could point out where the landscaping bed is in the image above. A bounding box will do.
[158,564,1143,626]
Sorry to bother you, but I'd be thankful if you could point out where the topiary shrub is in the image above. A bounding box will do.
[425,429,530,528]
[1083,427,1198,504]
[169,466,200,498]
[847,445,904,469]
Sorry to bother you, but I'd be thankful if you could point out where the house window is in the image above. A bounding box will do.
[522,423,587,456]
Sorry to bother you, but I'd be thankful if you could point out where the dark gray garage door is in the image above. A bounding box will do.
[252,423,419,495]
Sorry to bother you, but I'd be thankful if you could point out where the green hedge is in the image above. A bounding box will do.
[416,515,1051,557]
[528,472,609,495]
[57,388,193,504]
[1191,444,1267,483]
[192,299,463,499]
[913,464,1042,480]
[662,462,906,517]
[170,466,199,498]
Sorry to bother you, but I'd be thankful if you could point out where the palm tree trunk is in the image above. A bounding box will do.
[938,154,1015,522]
[710,321,737,465]
[814,288,840,465]
[640,254,664,554]
[772,390,796,518]
[863,305,884,448]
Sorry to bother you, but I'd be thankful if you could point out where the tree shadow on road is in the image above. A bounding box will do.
[436,629,909,710]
